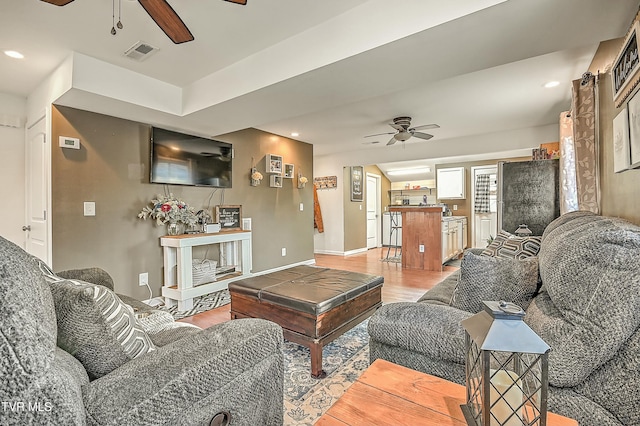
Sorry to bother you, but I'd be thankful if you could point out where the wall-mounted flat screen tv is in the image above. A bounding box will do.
[150,127,232,188]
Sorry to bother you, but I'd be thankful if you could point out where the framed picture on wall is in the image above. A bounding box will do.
[612,107,631,173]
[612,14,640,107]
[350,166,364,202]
[628,90,640,168]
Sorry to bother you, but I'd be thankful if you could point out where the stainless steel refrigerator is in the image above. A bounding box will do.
[497,159,560,236]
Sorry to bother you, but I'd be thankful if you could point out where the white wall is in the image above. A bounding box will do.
[313,156,345,254]
[0,92,27,247]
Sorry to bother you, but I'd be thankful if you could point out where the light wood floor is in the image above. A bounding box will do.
[179,247,458,329]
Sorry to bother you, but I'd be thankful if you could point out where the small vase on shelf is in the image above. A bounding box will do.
[166,222,183,236]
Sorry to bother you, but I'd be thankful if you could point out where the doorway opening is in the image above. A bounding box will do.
[470,165,497,248]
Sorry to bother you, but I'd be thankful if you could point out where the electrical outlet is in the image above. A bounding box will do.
[453,204,458,211]
[138,272,148,287]
[281,247,286,256]
[419,244,425,253]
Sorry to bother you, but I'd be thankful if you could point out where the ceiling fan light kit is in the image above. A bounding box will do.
[364,116,440,146]
[40,0,247,44]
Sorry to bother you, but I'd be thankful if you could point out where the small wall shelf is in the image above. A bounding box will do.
[267,154,283,173]
[284,163,295,178]
[270,175,283,188]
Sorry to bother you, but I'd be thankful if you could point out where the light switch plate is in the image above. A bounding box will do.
[83,202,95,216]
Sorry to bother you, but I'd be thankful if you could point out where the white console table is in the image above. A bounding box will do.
[160,230,252,310]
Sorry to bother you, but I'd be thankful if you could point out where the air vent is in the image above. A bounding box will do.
[124,41,159,62]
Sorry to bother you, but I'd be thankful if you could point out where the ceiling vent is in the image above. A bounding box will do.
[124,41,159,62]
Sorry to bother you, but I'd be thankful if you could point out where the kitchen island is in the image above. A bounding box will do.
[389,206,444,271]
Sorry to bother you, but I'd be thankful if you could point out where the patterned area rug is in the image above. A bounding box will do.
[158,289,230,320]
[159,290,370,424]
[283,320,370,425]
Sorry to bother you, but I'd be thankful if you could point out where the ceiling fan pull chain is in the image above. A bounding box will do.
[111,0,117,35]
[117,0,123,29]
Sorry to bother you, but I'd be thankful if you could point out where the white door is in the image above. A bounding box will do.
[471,166,498,248]
[25,116,50,264]
[366,174,379,249]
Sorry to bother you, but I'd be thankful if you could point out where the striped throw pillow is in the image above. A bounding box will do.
[44,269,155,379]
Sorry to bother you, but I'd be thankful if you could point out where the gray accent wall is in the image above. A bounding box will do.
[51,106,314,300]
[591,39,640,225]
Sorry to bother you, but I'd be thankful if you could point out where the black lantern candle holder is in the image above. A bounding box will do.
[460,301,550,426]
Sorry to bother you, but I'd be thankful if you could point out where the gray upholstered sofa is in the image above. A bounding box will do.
[0,236,284,425]
[368,211,640,426]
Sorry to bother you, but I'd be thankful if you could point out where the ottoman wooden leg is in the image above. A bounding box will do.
[310,341,326,378]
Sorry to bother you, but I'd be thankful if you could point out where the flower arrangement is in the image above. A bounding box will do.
[138,194,198,227]
[250,167,263,187]
[298,173,308,188]
[251,169,263,181]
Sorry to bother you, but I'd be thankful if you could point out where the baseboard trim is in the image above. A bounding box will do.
[313,249,344,256]
[314,248,369,256]
[253,259,316,276]
[344,247,368,256]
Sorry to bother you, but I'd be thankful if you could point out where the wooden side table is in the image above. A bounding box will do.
[317,359,578,426]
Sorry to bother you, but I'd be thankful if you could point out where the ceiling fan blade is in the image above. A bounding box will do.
[223,0,247,4]
[412,132,434,140]
[386,136,397,146]
[41,0,75,5]
[138,0,194,44]
[411,124,440,131]
[389,123,404,131]
[364,131,395,138]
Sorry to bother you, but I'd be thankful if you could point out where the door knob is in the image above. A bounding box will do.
[22,225,31,231]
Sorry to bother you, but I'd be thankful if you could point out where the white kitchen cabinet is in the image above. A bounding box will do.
[437,167,466,199]
[441,217,467,263]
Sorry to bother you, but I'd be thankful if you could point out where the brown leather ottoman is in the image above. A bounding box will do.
[229,265,383,378]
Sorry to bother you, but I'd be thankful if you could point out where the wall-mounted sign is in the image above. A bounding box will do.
[314,176,337,189]
[215,205,242,230]
[350,166,363,202]
[613,15,640,107]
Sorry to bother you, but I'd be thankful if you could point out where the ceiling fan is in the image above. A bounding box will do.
[41,0,247,44]
[364,116,440,146]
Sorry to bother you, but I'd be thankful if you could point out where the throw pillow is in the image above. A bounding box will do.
[450,252,539,314]
[45,272,156,379]
[482,230,542,259]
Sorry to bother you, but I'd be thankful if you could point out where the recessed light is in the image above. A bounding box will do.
[544,81,560,88]
[4,50,24,59]
[291,132,299,137]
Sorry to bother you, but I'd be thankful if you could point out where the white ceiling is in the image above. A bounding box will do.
[1,0,638,181]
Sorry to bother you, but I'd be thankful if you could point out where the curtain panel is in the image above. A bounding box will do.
[559,76,600,215]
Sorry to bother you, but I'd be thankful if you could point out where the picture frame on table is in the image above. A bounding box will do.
[215,205,242,231]
[628,89,640,168]
[612,107,630,173]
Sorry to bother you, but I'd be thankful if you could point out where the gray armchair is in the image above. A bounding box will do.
[0,236,284,426]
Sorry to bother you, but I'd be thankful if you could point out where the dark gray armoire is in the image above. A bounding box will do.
[497,159,560,236]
